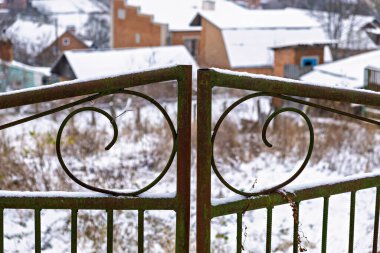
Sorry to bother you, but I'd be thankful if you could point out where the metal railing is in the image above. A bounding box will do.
[366,66,380,92]
[0,65,192,253]
[197,68,380,253]
[1,65,380,252]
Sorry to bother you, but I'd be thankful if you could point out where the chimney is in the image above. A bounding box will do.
[66,25,76,34]
[0,38,13,62]
[202,0,215,11]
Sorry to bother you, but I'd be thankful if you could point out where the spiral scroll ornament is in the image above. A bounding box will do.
[56,90,177,196]
[211,93,314,197]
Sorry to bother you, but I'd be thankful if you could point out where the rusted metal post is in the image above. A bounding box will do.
[138,210,145,253]
[197,69,212,253]
[71,209,78,253]
[175,65,192,253]
[0,208,3,253]
[373,187,380,253]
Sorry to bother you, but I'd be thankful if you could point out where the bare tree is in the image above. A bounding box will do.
[83,13,110,49]
[367,0,380,18]
[310,0,371,59]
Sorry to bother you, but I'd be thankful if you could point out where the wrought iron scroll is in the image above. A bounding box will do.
[211,92,380,197]
[0,89,177,196]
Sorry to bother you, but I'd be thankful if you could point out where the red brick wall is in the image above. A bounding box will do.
[112,0,164,48]
[1,0,28,10]
[0,40,13,62]
[37,31,88,66]
[198,18,230,68]
[274,46,325,77]
[233,67,274,75]
[273,48,296,77]
[294,47,324,67]
[171,30,201,58]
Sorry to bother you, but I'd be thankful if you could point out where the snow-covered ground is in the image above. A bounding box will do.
[0,91,379,252]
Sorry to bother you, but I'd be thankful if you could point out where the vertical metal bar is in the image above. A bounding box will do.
[293,202,300,253]
[71,209,77,253]
[373,187,380,253]
[322,197,329,253]
[35,209,41,253]
[107,209,113,253]
[266,207,273,253]
[236,213,242,253]
[196,69,212,253]
[0,208,3,253]
[138,210,144,253]
[176,65,192,253]
[348,191,356,253]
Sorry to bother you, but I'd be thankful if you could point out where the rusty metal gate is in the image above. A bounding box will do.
[1,65,380,252]
[196,68,380,253]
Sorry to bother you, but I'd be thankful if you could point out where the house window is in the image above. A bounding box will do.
[300,56,319,67]
[118,9,126,20]
[135,33,141,44]
[62,37,70,46]
[184,38,199,58]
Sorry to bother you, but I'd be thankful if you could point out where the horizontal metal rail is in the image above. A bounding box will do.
[207,68,380,107]
[0,65,189,109]
[211,173,380,217]
[0,192,177,210]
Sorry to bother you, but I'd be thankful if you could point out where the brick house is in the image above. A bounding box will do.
[191,8,333,77]
[111,0,245,60]
[36,29,91,66]
[6,19,91,66]
[272,43,329,78]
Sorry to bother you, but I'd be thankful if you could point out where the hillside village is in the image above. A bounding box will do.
[1,0,380,92]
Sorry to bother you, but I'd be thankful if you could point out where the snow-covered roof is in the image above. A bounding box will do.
[0,59,51,76]
[5,19,89,57]
[126,0,245,31]
[366,28,380,35]
[195,8,331,68]
[53,45,198,79]
[301,49,380,89]
[200,8,322,29]
[5,19,67,57]
[223,27,331,68]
